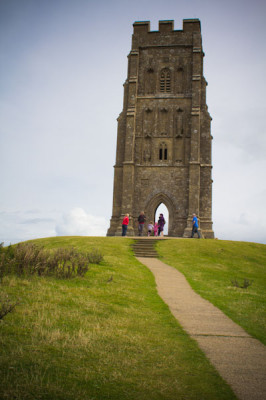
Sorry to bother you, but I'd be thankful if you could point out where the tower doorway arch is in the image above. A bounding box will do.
[144,193,175,236]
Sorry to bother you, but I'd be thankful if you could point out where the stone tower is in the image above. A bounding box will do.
[107,19,214,238]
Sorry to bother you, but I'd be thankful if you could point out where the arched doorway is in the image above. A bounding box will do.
[155,203,169,235]
[144,192,175,236]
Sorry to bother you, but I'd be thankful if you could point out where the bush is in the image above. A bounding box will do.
[86,248,104,264]
[48,247,93,279]
[0,243,13,282]
[231,278,253,289]
[0,243,103,279]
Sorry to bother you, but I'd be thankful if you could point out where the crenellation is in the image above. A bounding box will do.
[158,20,174,32]
[133,21,150,34]
[183,19,201,32]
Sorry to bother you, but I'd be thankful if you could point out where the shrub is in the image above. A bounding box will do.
[10,243,48,276]
[86,248,104,264]
[0,243,103,279]
[0,243,13,282]
[231,278,253,289]
[50,247,93,279]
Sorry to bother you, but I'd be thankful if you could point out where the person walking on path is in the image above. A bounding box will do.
[158,213,166,237]
[121,214,129,236]
[191,213,200,238]
[138,211,146,236]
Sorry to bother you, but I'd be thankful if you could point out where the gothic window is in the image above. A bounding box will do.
[160,68,171,93]
[159,143,168,160]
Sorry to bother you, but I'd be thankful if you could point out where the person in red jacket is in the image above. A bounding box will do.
[122,214,129,236]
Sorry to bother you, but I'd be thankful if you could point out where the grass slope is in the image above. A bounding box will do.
[0,237,237,400]
[157,239,266,345]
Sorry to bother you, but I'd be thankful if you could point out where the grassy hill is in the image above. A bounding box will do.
[0,236,265,400]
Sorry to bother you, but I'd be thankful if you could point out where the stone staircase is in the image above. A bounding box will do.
[132,238,159,258]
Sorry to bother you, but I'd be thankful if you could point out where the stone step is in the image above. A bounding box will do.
[134,254,158,258]
[132,245,156,250]
[133,251,157,255]
[132,239,160,258]
[133,247,157,250]
[132,247,157,252]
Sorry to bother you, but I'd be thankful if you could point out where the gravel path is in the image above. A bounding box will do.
[137,257,266,400]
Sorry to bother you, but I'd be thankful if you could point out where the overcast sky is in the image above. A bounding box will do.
[1,0,266,245]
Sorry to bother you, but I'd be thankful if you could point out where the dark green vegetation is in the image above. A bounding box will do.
[0,242,103,280]
[157,239,266,345]
[0,237,237,400]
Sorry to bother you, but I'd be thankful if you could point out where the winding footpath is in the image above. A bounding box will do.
[137,257,266,400]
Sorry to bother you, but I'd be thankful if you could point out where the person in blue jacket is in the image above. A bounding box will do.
[191,213,200,238]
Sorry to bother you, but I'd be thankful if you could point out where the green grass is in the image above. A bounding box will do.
[0,237,237,400]
[156,239,266,345]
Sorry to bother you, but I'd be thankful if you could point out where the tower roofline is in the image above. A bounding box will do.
[133,19,201,34]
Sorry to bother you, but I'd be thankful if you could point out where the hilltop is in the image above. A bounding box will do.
[0,237,265,400]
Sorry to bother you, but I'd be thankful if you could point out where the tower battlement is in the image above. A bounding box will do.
[133,19,201,34]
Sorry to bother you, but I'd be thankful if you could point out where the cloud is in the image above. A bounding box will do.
[55,208,108,237]
[0,208,109,245]
[20,218,55,225]
[214,209,266,244]
[0,210,57,245]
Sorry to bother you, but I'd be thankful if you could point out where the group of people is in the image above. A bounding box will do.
[122,211,201,238]
[121,211,166,237]
[137,211,166,237]
[146,214,166,237]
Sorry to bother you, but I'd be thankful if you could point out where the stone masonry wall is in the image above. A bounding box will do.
[107,19,214,238]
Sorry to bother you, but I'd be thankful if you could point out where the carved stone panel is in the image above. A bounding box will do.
[143,108,154,137]
[176,67,184,93]
[143,139,152,162]
[145,68,156,94]
[175,138,184,162]
[158,107,169,136]
[175,108,184,138]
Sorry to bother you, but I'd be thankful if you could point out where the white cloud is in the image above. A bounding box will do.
[55,208,108,237]
[214,210,266,244]
[0,210,57,245]
[0,208,109,245]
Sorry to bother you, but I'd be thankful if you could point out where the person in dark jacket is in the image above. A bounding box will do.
[138,211,146,236]
[158,213,166,237]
